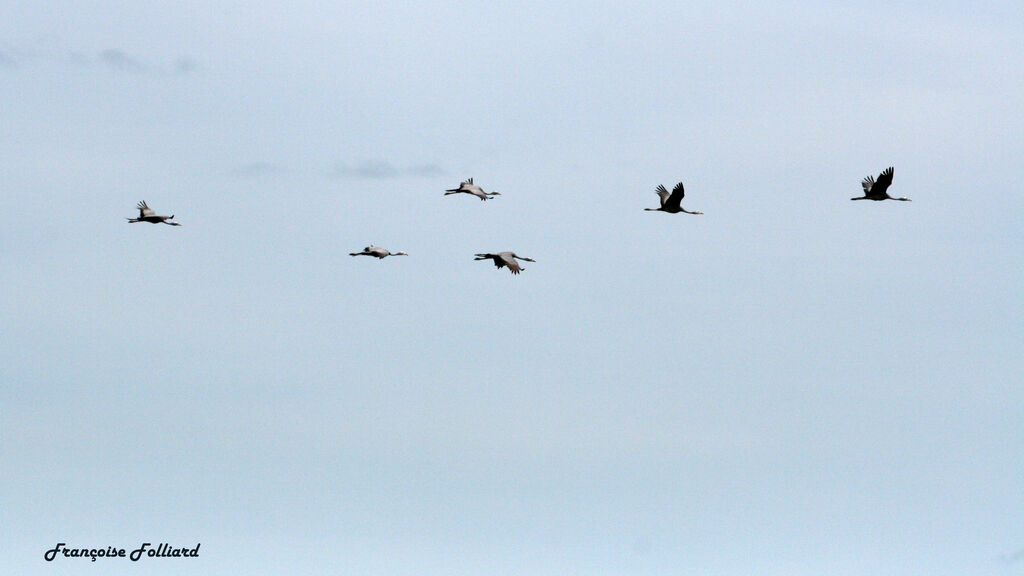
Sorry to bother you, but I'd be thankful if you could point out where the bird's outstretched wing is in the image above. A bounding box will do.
[873,167,894,195]
[654,184,670,207]
[137,201,155,218]
[446,178,473,192]
[861,176,875,194]
[501,254,522,274]
[663,182,685,210]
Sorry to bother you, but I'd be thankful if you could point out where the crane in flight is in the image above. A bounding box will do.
[127,201,181,225]
[445,178,501,201]
[852,167,910,201]
[474,252,535,275]
[645,182,702,214]
[349,245,408,259]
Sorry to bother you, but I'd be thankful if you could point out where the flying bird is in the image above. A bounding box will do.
[645,182,703,214]
[852,167,910,201]
[127,201,181,225]
[474,252,535,275]
[349,245,408,259]
[445,178,501,201]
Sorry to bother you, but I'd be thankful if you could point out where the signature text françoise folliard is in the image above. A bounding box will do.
[44,542,200,562]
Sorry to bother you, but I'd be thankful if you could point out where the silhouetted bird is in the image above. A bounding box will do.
[127,201,181,225]
[445,178,501,201]
[852,167,910,201]
[349,245,408,259]
[645,182,702,214]
[474,252,534,275]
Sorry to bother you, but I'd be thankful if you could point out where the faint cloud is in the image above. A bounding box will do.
[406,164,446,177]
[173,56,198,75]
[96,49,198,75]
[0,39,28,68]
[65,50,91,68]
[229,162,282,178]
[331,160,445,179]
[98,49,147,73]
[631,537,652,556]
[0,39,197,75]
[332,160,400,179]
[1001,546,1024,564]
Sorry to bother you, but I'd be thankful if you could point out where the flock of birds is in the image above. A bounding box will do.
[128,167,908,275]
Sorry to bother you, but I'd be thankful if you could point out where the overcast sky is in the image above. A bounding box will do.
[2,1,1022,575]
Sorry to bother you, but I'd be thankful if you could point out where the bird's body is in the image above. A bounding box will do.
[852,167,909,201]
[445,178,501,201]
[349,245,408,259]
[645,182,702,214]
[127,201,181,225]
[474,252,535,275]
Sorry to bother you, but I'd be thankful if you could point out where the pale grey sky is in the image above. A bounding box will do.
[2,1,1022,575]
